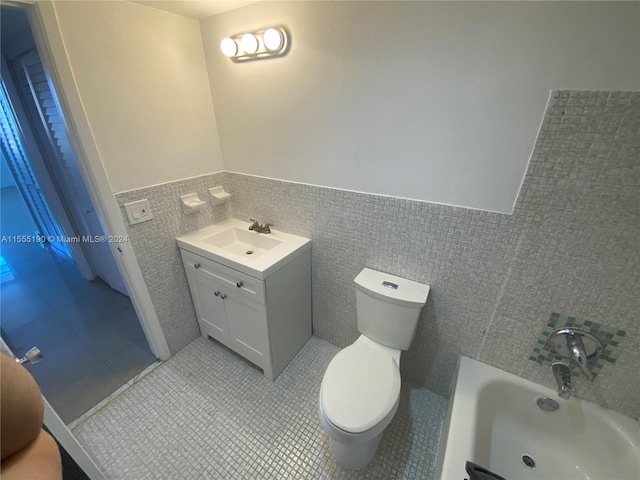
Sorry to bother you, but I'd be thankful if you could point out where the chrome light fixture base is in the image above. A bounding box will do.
[220,26,289,62]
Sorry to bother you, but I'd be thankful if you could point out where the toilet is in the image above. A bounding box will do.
[318,268,430,469]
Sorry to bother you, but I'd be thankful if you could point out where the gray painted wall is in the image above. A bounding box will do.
[201,1,639,213]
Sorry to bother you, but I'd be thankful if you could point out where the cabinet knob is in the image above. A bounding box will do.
[236,281,244,288]
[220,293,227,300]
[194,263,201,269]
[214,291,220,296]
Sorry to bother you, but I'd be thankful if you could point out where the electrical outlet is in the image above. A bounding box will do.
[124,199,153,225]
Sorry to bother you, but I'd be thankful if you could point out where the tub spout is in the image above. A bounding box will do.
[552,362,571,400]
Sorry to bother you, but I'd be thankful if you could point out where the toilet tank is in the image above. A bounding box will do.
[354,268,430,350]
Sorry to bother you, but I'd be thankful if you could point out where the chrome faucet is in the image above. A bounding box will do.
[548,327,601,381]
[552,362,572,399]
[249,219,273,234]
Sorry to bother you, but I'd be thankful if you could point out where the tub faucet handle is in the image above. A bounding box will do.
[566,331,593,380]
[548,328,601,380]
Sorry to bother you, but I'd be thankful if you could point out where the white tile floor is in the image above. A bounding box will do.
[73,336,448,479]
[1,186,156,423]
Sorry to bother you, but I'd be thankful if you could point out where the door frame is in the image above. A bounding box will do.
[0,338,107,480]
[4,0,171,361]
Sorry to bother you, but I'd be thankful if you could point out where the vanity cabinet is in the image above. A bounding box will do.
[180,247,311,380]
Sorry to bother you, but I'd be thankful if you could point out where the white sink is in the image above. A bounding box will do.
[176,219,311,279]
[201,227,282,258]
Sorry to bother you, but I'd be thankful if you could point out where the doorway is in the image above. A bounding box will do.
[0,5,156,424]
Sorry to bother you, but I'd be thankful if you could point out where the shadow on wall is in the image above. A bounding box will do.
[401,297,441,389]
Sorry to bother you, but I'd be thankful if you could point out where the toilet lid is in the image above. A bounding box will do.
[321,343,401,433]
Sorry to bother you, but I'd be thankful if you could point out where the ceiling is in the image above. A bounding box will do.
[131,1,259,20]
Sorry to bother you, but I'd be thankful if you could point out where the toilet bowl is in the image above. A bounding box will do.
[318,268,430,469]
[319,336,401,469]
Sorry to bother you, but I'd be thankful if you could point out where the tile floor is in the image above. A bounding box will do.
[73,336,448,479]
[0,186,156,423]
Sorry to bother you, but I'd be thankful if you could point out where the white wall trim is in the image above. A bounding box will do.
[224,170,513,215]
[18,0,171,360]
[113,169,226,196]
[115,167,517,216]
[116,168,515,215]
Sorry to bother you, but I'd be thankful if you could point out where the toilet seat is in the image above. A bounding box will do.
[320,343,401,434]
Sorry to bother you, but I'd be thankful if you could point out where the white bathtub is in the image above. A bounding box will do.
[435,356,639,480]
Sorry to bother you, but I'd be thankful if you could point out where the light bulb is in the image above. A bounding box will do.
[220,37,238,57]
[263,28,283,51]
[240,33,258,54]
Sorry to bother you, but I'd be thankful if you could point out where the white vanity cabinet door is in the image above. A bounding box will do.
[182,255,230,345]
[222,286,270,372]
[192,276,229,345]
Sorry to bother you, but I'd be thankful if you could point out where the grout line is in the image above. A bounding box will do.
[476,232,527,358]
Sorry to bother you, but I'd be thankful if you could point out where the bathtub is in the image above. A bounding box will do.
[434,356,639,480]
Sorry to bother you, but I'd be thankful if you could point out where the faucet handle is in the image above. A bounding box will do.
[548,328,601,380]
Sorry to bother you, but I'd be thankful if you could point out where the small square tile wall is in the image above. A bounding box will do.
[115,91,639,419]
[477,91,639,418]
[530,313,626,379]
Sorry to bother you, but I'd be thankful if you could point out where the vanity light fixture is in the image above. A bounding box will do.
[240,33,259,54]
[220,37,238,57]
[220,26,288,62]
[263,28,283,51]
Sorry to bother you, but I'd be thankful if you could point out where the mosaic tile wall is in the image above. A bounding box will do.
[114,172,231,353]
[115,91,639,419]
[529,313,625,379]
[224,175,519,397]
[477,91,639,418]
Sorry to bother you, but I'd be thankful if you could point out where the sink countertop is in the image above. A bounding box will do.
[176,218,311,280]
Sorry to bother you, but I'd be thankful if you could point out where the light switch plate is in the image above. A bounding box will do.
[124,199,153,225]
